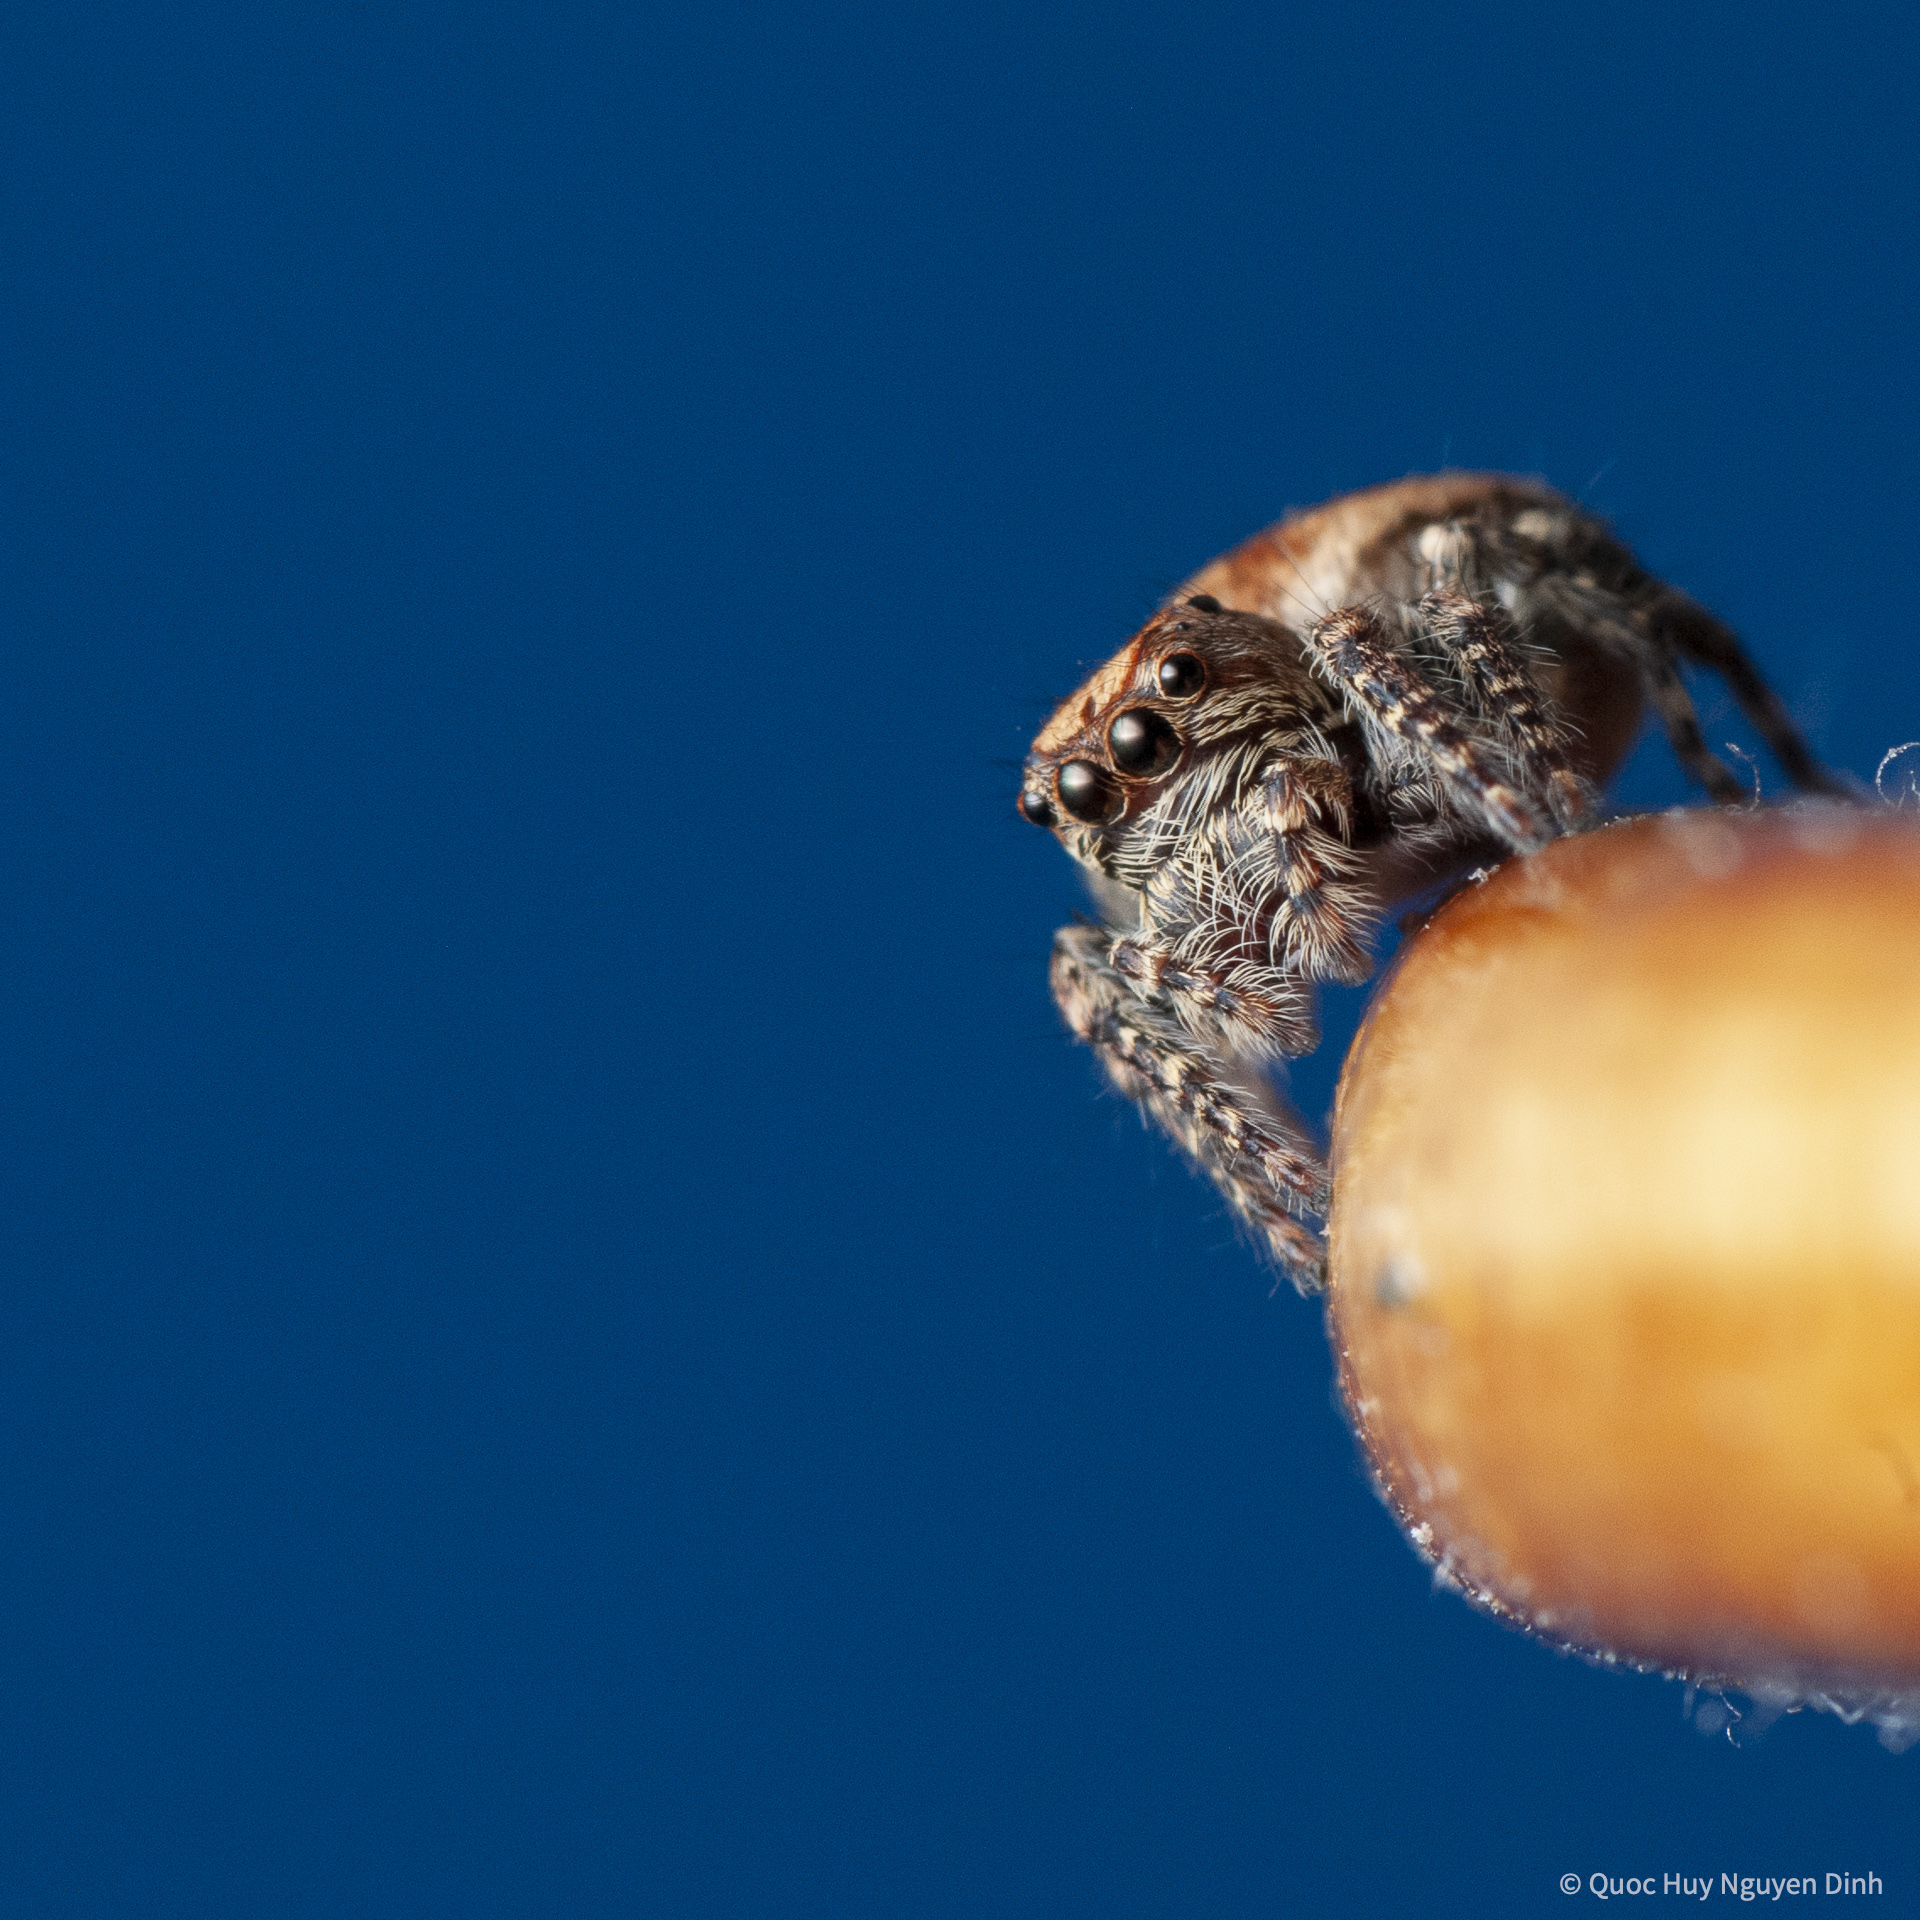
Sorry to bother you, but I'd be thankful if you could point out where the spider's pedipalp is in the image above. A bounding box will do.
[1226,760,1373,983]
[1129,840,1322,1060]
[1109,919,1318,1063]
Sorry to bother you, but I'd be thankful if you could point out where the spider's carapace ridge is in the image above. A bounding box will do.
[1019,472,1846,1292]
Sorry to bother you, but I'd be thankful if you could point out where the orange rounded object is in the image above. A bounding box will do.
[1328,807,1920,1737]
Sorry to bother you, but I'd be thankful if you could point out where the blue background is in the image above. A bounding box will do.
[3,2,1915,1912]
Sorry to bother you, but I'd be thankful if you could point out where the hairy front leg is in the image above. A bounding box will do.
[1305,604,1553,851]
[1414,589,1594,832]
[1050,924,1328,1291]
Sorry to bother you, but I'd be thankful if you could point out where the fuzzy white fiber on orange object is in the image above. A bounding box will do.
[1328,805,1920,1747]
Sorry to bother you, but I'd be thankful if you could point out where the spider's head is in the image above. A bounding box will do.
[1018,595,1326,866]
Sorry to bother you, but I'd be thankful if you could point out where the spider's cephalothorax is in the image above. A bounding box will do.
[1020,473,1846,1292]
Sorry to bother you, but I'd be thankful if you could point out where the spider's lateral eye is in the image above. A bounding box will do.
[1017,789,1056,828]
[1186,593,1223,613]
[1057,760,1119,823]
[1107,708,1182,776]
[1157,652,1206,699]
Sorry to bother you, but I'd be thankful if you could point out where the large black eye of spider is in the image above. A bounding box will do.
[1157,652,1205,699]
[1017,789,1056,828]
[1056,759,1120,822]
[1107,708,1182,776]
[1185,593,1222,613]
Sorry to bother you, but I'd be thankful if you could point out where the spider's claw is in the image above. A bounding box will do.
[1485,784,1553,852]
[1547,768,1597,834]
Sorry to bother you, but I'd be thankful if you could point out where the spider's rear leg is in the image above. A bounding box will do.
[1640,650,1750,805]
[1415,589,1594,832]
[1050,924,1328,1291]
[1304,604,1553,851]
[1646,593,1850,800]
[1529,572,1829,805]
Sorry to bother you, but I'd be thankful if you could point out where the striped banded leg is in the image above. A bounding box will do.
[1050,924,1328,1291]
[1527,574,1750,804]
[1415,589,1593,831]
[1645,592,1850,801]
[1305,604,1552,851]
[1640,650,1748,804]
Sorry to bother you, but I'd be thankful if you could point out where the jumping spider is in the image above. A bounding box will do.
[1019,473,1844,1293]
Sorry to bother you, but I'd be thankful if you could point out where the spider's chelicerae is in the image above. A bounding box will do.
[1019,473,1845,1292]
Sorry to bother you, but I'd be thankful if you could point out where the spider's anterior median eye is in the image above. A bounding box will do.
[1107,708,1182,776]
[1186,593,1222,613]
[1057,760,1119,823]
[1157,652,1205,699]
[1017,789,1056,828]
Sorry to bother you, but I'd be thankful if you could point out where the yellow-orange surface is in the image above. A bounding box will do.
[1329,807,1920,1690]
